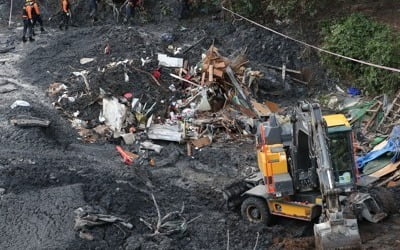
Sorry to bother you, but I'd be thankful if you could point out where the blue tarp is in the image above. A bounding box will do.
[357,125,400,169]
[347,87,361,97]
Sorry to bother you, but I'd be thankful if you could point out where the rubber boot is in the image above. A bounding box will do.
[32,29,36,36]
[22,36,27,43]
[29,37,35,42]
[40,27,46,33]
[59,24,63,30]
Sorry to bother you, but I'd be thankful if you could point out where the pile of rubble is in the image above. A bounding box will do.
[323,87,400,188]
[47,44,280,164]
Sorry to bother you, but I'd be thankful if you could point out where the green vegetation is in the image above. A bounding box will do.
[267,0,326,19]
[228,0,327,19]
[321,14,400,94]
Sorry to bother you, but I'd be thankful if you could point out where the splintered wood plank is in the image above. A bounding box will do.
[208,65,214,82]
[201,72,206,86]
[369,161,400,178]
[213,68,224,78]
[214,61,226,68]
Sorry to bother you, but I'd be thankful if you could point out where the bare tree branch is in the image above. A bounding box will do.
[253,232,260,250]
[139,194,201,237]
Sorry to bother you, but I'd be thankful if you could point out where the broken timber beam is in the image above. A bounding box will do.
[10,116,51,127]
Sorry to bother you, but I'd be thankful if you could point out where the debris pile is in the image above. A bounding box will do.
[47,44,280,163]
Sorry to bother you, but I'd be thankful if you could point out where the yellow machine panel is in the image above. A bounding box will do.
[323,114,350,128]
[257,144,288,176]
[267,200,319,221]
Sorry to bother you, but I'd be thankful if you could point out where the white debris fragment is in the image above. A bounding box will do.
[157,53,183,68]
[102,97,127,132]
[140,141,163,153]
[196,89,211,111]
[80,58,95,65]
[141,57,152,66]
[120,133,136,145]
[10,100,30,109]
[106,59,132,69]
[147,124,184,142]
[124,72,129,82]
[131,98,142,113]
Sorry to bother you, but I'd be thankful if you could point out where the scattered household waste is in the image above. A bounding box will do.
[47,43,282,165]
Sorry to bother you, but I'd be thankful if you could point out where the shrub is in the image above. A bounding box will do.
[321,14,400,94]
[267,0,326,19]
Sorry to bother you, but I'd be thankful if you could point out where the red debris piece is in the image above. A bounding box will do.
[115,146,133,165]
[124,92,133,100]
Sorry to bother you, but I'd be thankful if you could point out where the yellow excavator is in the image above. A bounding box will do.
[223,102,392,249]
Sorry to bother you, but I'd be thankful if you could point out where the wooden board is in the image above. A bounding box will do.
[371,140,388,151]
[208,65,214,82]
[214,61,226,68]
[264,100,281,113]
[213,68,224,78]
[369,161,400,178]
[191,137,211,148]
[251,101,272,116]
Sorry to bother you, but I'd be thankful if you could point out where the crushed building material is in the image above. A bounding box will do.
[147,124,184,142]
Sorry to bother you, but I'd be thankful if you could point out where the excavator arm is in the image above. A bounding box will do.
[301,102,361,249]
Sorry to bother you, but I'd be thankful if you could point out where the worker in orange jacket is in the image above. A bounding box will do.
[32,0,46,34]
[59,0,71,30]
[22,0,35,42]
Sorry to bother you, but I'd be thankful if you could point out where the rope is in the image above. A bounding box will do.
[222,6,400,74]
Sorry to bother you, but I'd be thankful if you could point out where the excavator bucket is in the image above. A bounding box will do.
[314,219,361,250]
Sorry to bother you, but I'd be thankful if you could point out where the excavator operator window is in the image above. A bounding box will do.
[328,132,354,186]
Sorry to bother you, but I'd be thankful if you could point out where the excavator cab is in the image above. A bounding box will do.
[324,115,357,189]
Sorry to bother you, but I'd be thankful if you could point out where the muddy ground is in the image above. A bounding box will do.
[1,1,400,249]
